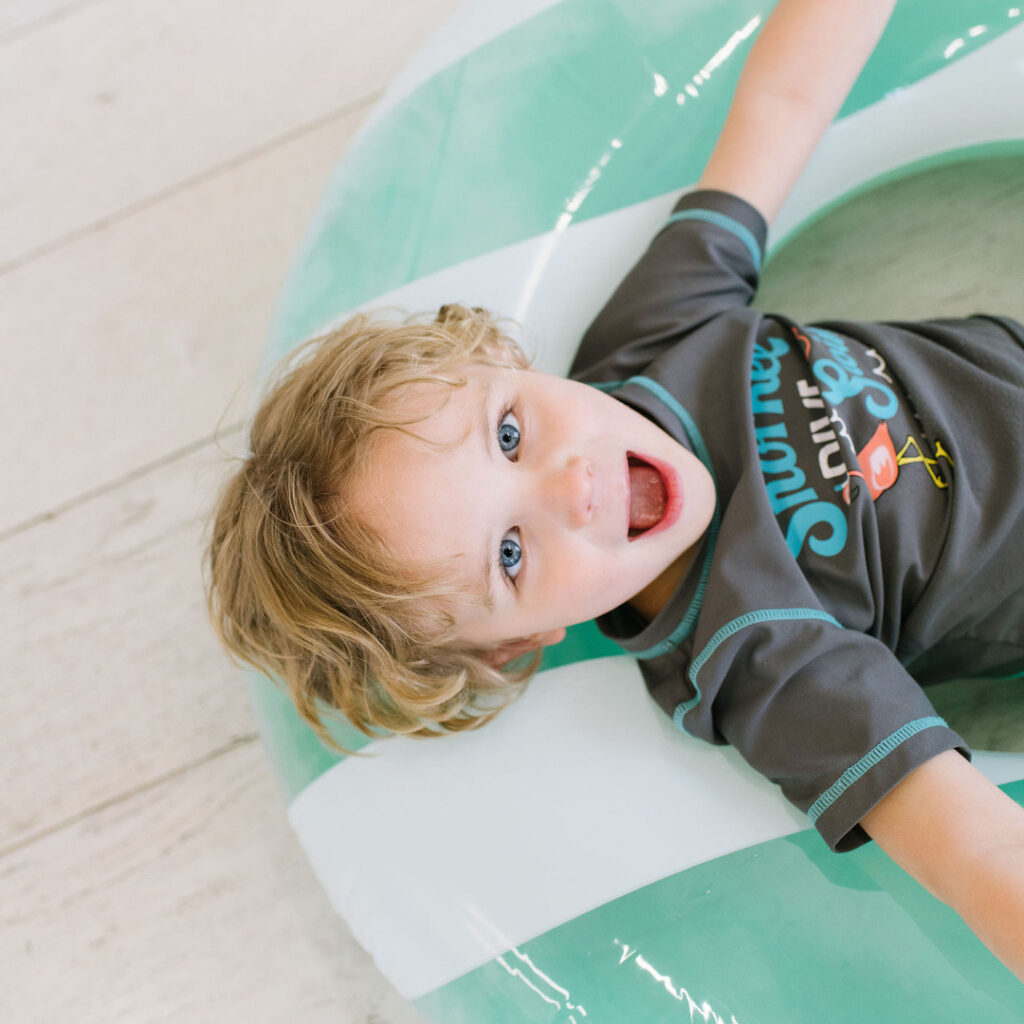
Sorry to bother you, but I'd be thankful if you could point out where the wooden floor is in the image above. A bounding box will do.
[3,2,1022,1021]
[2,2,458,1021]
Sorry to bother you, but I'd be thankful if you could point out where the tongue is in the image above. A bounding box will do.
[629,462,666,531]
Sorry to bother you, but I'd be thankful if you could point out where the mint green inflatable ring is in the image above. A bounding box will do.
[250,2,1024,1019]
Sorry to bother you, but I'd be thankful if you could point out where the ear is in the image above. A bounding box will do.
[481,627,567,668]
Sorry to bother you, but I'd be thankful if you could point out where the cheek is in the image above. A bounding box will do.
[538,538,625,606]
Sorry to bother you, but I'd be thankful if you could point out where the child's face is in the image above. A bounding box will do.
[348,364,715,652]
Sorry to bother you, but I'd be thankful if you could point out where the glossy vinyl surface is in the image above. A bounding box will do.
[253,0,1024,796]
[250,0,1024,1018]
[419,783,1024,1023]
[267,0,1023,359]
[288,656,1024,1014]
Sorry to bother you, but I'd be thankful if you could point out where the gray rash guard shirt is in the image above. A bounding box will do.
[570,189,1024,851]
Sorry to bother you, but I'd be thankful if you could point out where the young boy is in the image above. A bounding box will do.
[208,0,1024,979]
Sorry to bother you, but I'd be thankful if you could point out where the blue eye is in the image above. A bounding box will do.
[499,528,523,580]
[497,410,520,458]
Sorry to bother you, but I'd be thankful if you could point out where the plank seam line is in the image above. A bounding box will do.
[0,92,382,278]
[0,733,259,860]
[0,0,106,47]
[0,421,245,543]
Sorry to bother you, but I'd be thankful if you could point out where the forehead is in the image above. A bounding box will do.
[344,370,491,576]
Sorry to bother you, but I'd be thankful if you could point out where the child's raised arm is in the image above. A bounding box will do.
[698,0,898,225]
[698,0,1024,981]
[862,750,1024,981]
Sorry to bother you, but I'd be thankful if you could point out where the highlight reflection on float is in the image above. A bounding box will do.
[251,2,1024,1020]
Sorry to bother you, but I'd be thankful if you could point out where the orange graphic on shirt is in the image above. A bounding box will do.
[843,425,954,502]
[791,326,813,360]
[851,421,900,500]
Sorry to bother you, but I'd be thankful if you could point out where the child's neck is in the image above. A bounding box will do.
[627,548,695,624]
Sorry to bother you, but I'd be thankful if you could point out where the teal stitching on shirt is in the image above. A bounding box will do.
[672,608,842,732]
[806,716,948,825]
[627,376,720,658]
[629,376,713,477]
[590,376,720,658]
[665,209,762,270]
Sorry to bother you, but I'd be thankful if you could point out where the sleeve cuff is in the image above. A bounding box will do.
[812,722,970,852]
[667,188,769,267]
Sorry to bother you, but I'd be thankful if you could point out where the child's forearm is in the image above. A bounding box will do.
[861,749,1024,981]
[953,843,1024,981]
[699,0,898,225]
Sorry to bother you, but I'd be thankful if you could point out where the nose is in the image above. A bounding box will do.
[538,455,592,529]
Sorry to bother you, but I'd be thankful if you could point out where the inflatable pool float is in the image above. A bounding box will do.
[249,1,1024,1019]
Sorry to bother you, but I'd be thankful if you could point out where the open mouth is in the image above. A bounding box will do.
[627,453,669,539]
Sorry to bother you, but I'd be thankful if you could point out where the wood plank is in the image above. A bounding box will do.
[0,0,461,268]
[1,439,258,849]
[0,740,424,1024]
[0,0,90,41]
[756,155,1024,324]
[0,110,356,534]
[928,676,1024,752]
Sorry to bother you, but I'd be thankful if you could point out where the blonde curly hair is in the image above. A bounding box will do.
[205,305,539,753]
